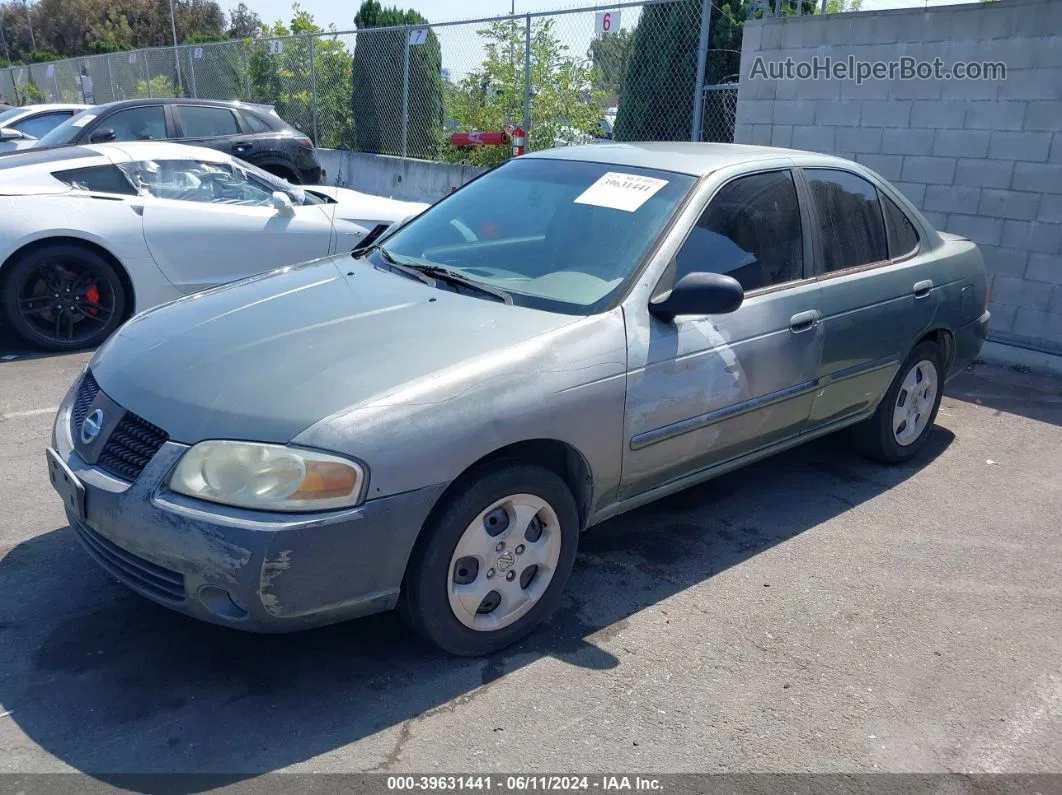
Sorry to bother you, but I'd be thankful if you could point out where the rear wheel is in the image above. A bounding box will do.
[852,340,943,464]
[262,163,301,185]
[400,463,579,656]
[1,243,127,351]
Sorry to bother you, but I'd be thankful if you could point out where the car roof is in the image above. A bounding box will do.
[3,103,90,117]
[89,97,278,116]
[525,142,852,176]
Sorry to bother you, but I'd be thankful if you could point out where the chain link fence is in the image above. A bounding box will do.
[1,0,740,160]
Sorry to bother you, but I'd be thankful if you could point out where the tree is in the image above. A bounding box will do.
[821,0,863,11]
[247,4,354,149]
[0,0,224,60]
[587,27,632,104]
[226,2,262,38]
[441,17,602,168]
[350,0,443,159]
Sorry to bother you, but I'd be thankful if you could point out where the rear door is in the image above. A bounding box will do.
[131,156,334,292]
[172,104,248,157]
[799,167,938,433]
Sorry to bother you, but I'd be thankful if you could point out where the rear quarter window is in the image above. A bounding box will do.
[241,113,273,134]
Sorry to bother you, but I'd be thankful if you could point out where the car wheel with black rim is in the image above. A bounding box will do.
[400,462,580,656]
[1,243,127,351]
[852,340,944,464]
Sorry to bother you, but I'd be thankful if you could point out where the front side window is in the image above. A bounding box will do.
[805,168,888,273]
[121,157,321,207]
[179,106,240,138]
[14,111,73,139]
[377,158,696,314]
[672,170,804,293]
[98,106,167,142]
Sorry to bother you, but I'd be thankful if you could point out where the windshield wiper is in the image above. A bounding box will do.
[368,245,436,286]
[403,263,512,304]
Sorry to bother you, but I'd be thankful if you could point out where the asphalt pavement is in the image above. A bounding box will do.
[1,336,1060,782]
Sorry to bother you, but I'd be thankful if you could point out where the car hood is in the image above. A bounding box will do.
[89,255,577,444]
[307,185,429,227]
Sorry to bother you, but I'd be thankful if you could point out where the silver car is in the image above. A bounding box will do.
[47,143,990,656]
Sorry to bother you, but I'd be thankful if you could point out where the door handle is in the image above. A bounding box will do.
[790,310,821,333]
[913,279,933,298]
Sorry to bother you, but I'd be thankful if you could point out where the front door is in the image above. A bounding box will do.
[621,168,824,499]
[131,156,334,292]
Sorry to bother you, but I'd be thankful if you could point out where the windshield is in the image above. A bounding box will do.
[0,108,25,126]
[376,158,695,314]
[35,108,98,146]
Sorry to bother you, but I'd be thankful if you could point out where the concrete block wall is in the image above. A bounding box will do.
[734,0,1062,354]
[317,149,487,204]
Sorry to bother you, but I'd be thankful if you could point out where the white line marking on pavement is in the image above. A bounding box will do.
[0,406,59,421]
[959,673,1062,772]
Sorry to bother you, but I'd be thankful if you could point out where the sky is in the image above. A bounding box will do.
[243,0,978,91]
[249,0,976,31]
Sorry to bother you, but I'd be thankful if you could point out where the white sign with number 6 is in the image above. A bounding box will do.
[594,10,620,36]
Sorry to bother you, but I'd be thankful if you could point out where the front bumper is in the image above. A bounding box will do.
[51,392,446,632]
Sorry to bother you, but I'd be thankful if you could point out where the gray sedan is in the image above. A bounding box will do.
[47,143,990,656]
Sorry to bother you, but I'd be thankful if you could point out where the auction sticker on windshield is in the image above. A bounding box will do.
[72,115,98,127]
[574,172,669,212]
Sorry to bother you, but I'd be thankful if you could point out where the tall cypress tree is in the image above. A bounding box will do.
[351,0,443,159]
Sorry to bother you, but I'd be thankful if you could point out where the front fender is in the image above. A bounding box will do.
[292,309,629,515]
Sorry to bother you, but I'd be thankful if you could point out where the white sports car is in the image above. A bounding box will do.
[0,141,429,350]
[0,104,90,152]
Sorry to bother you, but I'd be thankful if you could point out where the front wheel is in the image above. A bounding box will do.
[852,340,944,464]
[400,463,580,656]
[1,243,127,351]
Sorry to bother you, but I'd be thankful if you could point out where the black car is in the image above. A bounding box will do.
[27,98,323,184]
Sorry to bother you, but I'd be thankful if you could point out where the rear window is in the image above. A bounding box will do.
[52,164,137,195]
[179,106,240,137]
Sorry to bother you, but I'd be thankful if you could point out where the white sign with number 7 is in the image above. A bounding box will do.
[594,10,620,36]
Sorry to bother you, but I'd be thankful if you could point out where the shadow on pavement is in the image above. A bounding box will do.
[946,362,1062,427]
[0,429,953,789]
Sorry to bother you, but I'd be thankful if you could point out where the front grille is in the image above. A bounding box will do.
[97,412,169,482]
[72,520,186,603]
[71,371,100,431]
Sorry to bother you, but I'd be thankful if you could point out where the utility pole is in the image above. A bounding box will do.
[169,0,184,94]
[0,17,11,64]
[23,0,35,51]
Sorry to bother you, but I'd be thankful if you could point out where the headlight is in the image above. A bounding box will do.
[169,441,366,512]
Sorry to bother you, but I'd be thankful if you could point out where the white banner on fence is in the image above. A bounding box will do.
[268,39,284,55]
[407,28,428,46]
[193,47,204,59]
[595,10,621,36]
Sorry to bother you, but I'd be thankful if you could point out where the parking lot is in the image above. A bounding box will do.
[0,325,1060,779]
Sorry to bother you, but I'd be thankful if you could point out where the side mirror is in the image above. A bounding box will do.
[0,127,25,141]
[88,128,116,144]
[649,272,744,322]
[272,191,295,214]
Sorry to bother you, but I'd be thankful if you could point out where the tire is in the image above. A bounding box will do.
[1,243,127,352]
[262,164,301,185]
[852,340,944,464]
[400,462,580,657]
